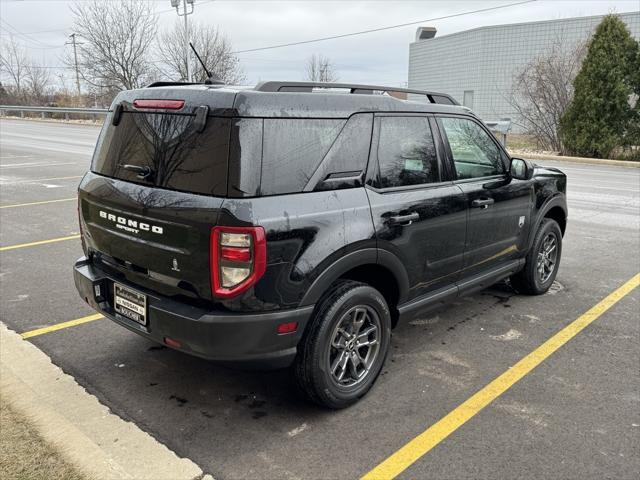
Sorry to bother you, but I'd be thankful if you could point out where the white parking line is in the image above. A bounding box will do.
[0,162,78,169]
[549,165,640,176]
[0,175,82,185]
[569,184,639,193]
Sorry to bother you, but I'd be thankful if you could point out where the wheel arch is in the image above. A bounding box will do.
[299,248,409,327]
[529,196,567,250]
[544,205,566,235]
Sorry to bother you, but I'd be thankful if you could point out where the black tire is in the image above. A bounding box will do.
[293,280,391,409]
[511,218,562,295]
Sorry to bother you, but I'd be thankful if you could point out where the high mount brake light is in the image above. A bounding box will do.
[132,99,185,110]
[210,226,266,298]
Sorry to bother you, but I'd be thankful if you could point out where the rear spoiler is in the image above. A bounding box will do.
[146,79,225,88]
[145,81,203,88]
[111,101,209,132]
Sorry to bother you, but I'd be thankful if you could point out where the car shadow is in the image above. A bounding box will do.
[78,280,522,477]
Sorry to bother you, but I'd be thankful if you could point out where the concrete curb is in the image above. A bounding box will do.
[0,322,210,480]
[509,151,640,168]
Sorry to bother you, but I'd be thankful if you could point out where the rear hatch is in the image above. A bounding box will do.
[79,87,236,301]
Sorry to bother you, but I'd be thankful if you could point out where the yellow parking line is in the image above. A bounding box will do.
[0,234,80,251]
[361,273,640,480]
[21,314,104,339]
[0,197,76,209]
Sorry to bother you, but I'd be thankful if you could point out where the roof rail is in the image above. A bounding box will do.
[254,81,459,105]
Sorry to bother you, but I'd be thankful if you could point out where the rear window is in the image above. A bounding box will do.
[91,111,230,196]
[260,119,345,195]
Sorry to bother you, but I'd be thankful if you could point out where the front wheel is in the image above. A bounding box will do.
[511,218,562,295]
[293,280,391,409]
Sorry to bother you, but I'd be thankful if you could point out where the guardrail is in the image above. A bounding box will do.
[0,105,108,120]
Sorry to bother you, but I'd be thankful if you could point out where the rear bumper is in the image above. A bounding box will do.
[73,256,313,369]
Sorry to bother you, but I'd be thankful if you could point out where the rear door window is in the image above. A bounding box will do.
[91,110,230,196]
[375,116,440,188]
[260,119,345,195]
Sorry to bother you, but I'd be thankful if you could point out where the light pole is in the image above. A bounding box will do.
[171,0,195,82]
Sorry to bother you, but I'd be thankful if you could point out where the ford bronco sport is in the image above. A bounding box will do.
[74,81,567,408]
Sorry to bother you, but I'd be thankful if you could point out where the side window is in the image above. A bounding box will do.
[228,118,263,197]
[261,119,345,195]
[306,113,373,192]
[376,116,439,188]
[440,117,506,180]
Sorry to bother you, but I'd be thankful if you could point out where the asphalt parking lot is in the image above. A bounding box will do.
[1,118,639,479]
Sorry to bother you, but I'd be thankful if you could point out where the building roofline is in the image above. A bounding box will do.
[410,10,639,45]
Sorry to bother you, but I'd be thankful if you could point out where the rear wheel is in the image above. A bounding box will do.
[294,280,391,409]
[511,218,562,295]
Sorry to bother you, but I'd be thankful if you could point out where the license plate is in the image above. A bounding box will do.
[113,283,147,326]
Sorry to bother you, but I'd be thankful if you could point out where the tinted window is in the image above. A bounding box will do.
[92,111,230,196]
[228,118,263,197]
[440,117,506,179]
[305,113,373,191]
[261,119,345,195]
[431,94,455,105]
[376,116,439,188]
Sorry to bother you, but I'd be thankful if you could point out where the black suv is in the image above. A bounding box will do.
[74,81,567,408]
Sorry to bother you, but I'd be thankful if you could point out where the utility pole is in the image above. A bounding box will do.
[171,0,195,82]
[66,33,82,98]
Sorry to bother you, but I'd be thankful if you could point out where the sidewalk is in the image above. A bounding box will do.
[0,323,211,480]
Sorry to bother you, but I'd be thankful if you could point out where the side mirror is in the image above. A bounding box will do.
[510,157,534,180]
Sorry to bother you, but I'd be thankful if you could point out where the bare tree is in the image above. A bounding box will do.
[69,0,158,92]
[508,37,586,152]
[0,35,29,99]
[305,54,339,83]
[25,64,52,103]
[0,36,53,104]
[158,22,245,84]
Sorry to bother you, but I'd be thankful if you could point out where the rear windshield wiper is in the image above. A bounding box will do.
[118,164,154,179]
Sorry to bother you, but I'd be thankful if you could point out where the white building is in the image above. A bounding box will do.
[408,12,640,126]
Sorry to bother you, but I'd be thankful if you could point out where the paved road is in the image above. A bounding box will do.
[1,118,639,480]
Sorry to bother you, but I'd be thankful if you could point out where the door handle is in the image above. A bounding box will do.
[389,212,420,226]
[471,198,495,209]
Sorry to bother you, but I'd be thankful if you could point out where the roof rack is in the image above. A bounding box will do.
[254,81,459,105]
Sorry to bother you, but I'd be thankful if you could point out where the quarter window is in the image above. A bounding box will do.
[376,116,439,188]
[440,117,506,180]
[261,119,345,195]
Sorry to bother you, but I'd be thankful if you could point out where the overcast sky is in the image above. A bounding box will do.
[1,0,639,87]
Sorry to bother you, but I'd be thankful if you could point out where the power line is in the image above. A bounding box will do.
[0,20,62,49]
[0,27,68,35]
[232,0,537,54]
[0,65,73,70]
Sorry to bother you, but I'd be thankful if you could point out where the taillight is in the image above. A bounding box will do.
[78,196,87,255]
[210,226,266,298]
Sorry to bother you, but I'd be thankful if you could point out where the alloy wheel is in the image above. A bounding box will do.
[537,232,558,284]
[328,305,381,387]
